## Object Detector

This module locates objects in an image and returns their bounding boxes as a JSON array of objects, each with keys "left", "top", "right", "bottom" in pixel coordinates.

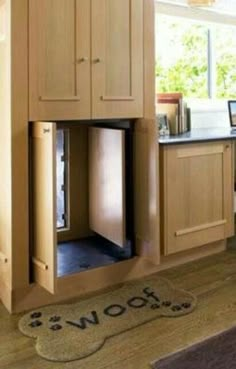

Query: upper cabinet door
[
  {"left": 29, "top": 0, "right": 90, "bottom": 121},
  {"left": 91, "top": 0, "right": 144, "bottom": 119}
]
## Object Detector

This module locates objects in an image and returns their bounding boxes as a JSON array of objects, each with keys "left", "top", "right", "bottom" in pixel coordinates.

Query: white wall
[
  {"left": 188, "top": 100, "right": 230, "bottom": 128},
  {"left": 191, "top": 111, "right": 229, "bottom": 129}
]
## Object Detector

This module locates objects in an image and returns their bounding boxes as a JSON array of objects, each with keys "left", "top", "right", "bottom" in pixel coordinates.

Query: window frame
[{"left": 155, "top": 0, "right": 236, "bottom": 106}]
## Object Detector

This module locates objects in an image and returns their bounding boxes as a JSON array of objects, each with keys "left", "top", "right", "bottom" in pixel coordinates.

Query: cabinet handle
[
  {"left": 77, "top": 57, "right": 88, "bottom": 63},
  {"left": 0, "top": 251, "right": 8, "bottom": 263},
  {"left": 93, "top": 58, "right": 102, "bottom": 63},
  {"left": 225, "top": 144, "right": 230, "bottom": 150}
]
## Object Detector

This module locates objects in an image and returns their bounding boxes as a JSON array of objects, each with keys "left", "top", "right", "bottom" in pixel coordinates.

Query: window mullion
[{"left": 207, "top": 27, "right": 216, "bottom": 99}]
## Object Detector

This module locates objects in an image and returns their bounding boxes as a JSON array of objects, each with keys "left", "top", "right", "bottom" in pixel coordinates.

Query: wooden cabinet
[
  {"left": 160, "top": 141, "right": 234, "bottom": 256},
  {"left": 29, "top": 0, "right": 143, "bottom": 121},
  {"left": 0, "top": 0, "right": 159, "bottom": 313}
]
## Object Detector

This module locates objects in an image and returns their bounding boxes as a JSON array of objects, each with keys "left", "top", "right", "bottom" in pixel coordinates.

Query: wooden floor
[{"left": 2, "top": 249, "right": 236, "bottom": 369}]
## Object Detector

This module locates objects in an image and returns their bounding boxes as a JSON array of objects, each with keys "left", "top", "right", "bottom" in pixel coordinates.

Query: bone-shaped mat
[{"left": 18, "top": 276, "right": 197, "bottom": 362}]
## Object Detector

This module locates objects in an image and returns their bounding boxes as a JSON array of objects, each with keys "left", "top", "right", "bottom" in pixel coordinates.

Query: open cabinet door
[
  {"left": 31, "top": 122, "right": 57, "bottom": 294},
  {"left": 89, "top": 127, "right": 126, "bottom": 247}
]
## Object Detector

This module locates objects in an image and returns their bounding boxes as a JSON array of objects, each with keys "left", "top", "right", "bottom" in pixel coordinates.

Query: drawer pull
[
  {"left": 0, "top": 251, "right": 8, "bottom": 263},
  {"left": 93, "top": 58, "right": 102, "bottom": 63},
  {"left": 77, "top": 57, "right": 88, "bottom": 63}
]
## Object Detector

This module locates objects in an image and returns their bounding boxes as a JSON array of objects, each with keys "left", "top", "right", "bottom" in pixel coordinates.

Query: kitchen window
[{"left": 155, "top": 14, "right": 236, "bottom": 100}]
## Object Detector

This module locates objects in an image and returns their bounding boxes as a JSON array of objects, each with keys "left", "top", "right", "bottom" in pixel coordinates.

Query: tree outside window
[{"left": 156, "top": 15, "right": 236, "bottom": 99}]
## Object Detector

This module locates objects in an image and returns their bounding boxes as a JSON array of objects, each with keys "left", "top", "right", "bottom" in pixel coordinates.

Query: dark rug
[{"left": 151, "top": 325, "right": 236, "bottom": 369}]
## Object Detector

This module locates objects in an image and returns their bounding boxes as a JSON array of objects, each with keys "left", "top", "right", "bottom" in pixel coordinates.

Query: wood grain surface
[{"left": 2, "top": 249, "right": 236, "bottom": 369}]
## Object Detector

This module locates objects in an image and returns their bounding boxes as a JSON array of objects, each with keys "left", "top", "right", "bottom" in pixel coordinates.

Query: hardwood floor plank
[{"left": 1, "top": 250, "right": 236, "bottom": 369}]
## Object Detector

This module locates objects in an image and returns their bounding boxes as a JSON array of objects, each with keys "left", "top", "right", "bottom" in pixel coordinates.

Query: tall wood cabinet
[
  {"left": 29, "top": 0, "right": 144, "bottom": 121},
  {"left": 0, "top": 0, "right": 159, "bottom": 313},
  {"left": 160, "top": 141, "right": 234, "bottom": 256}
]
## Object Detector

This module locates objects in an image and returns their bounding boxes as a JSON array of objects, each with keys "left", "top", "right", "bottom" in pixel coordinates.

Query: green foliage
[
  {"left": 215, "top": 29, "right": 236, "bottom": 98},
  {"left": 156, "top": 17, "right": 236, "bottom": 99}
]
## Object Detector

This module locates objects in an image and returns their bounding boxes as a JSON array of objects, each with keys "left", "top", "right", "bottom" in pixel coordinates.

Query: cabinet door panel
[
  {"left": 89, "top": 127, "right": 126, "bottom": 247},
  {"left": 31, "top": 122, "right": 57, "bottom": 294},
  {"left": 134, "top": 119, "right": 160, "bottom": 265},
  {"left": 104, "top": 1, "right": 131, "bottom": 98},
  {"left": 29, "top": 0, "right": 90, "bottom": 121},
  {"left": 92, "top": 0, "right": 143, "bottom": 119},
  {"left": 162, "top": 142, "right": 234, "bottom": 255}
]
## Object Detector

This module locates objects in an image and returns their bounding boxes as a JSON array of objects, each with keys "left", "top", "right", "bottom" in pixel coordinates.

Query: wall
[
  {"left": 191, "top": 110, "right": 229, "bottom": 129},
  {"left": 190, "top": 100, "right": 230, "bottom": 129}
]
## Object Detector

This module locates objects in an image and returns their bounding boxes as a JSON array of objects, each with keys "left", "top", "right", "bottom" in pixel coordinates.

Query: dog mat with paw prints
[{"left": 18, "top": 276, "right": 197, "bottom": 362}]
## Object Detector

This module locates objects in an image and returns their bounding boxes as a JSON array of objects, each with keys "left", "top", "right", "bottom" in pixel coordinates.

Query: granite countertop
[{"left": 159, "top": 128, "right": 236, "bottom": 145}]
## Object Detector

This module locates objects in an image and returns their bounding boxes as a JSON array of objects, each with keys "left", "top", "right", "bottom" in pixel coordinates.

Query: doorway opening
[
  {"left": 56, "top": 129, "right": 69, "bottom": 230},
  {"left": 56, "top": 122, "right": 134, "bottom": 276},
  {"left": 30, "top": 121, "right": 135, "bottom": 280}
]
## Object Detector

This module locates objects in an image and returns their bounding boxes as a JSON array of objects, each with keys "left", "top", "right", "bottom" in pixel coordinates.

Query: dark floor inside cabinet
[{"left": 57, "top": 235, "right": 133, "bottom": 277}]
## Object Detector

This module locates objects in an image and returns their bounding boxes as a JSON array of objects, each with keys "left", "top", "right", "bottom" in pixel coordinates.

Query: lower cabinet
[{"left": 160, "top": 141, "right": 234, "bottom": 256}]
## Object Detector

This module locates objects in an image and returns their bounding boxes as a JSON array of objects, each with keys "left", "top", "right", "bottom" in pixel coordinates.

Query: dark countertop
[{"left": 159, "top": 128, "right": 236, "bottom": 145}]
